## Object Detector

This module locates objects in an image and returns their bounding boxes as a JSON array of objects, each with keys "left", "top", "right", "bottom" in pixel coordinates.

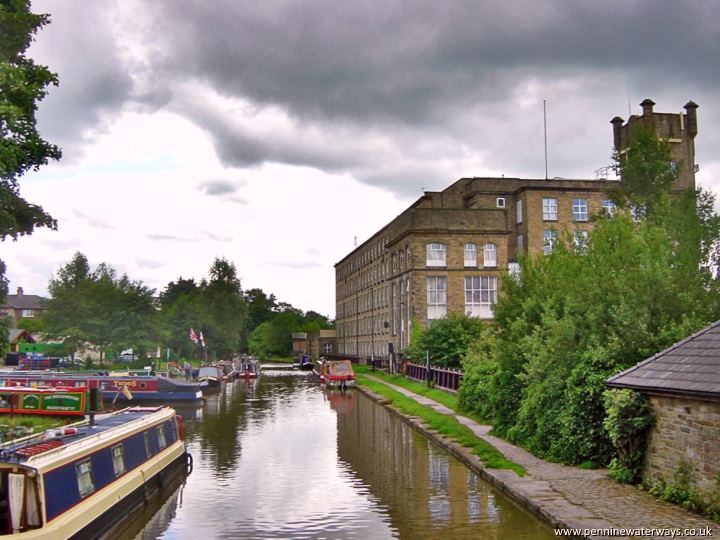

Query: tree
[
  {"left": 202, "top": 258, "right": 247, "bottom": 358},
  {"left": 244, "top": 288, "right": 277, "bottom": 330},
  {"left": 0, "top": 1, "right": 60, "bottom": 357},
  {"left": 459, "top": 128, "right": 720, "bottom": 466},
  {"left": 404, "top": 313, "right": 487, "bottom": 367}
]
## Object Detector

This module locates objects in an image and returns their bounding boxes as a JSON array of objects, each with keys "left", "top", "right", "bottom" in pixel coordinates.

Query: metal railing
[{"left": 405, "top": 362, "right": 463, "bottom": 392}]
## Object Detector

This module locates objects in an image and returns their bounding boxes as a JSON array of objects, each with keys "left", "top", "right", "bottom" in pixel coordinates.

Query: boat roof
[
  {"left": 0, "top": 406, "right": 175, "bottom": 470},
  {"left": 0, "top": 385, "right": 88, "bottom": 393}
]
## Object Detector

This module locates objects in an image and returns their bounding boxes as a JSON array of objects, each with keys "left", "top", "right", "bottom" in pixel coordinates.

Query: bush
[{"left": 603, "top": 389, "right": 654, "bottom": 483}]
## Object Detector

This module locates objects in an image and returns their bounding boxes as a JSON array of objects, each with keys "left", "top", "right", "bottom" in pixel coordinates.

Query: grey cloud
[
  {"left": 135, "top": 258, "right": 165, "bottom": 270},
  {"left": 265, "top": 261, "right": 324, "bottom": 270},
  {"left": 72, "top": 210, "right": 113, "bottom": 230},
  {"left": 204, "top": 231, "right": 233, "bottom": 243},
  {"left": 197, "top": 179, "right": 249, "bottom": 205},
  {"left": 146, "top": 234, "right": 194, "bottom": 243},
  {"left": 29, "top": 1, "right": 720, "bottom": 194}
]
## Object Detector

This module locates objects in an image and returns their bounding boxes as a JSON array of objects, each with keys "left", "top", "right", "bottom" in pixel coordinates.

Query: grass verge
[{"left": 356, "top": 372, "right": 526, "bottom": 476}]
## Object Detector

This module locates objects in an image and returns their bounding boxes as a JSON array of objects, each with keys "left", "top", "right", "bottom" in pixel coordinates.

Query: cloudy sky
[{"left": 4, "top": 0, "right": 720, "bottom": 317}]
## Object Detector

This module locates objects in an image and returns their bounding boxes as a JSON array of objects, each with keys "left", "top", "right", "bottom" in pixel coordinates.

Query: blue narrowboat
[{"left": 0, "top": 406, "right": 192, "bottom": 537}]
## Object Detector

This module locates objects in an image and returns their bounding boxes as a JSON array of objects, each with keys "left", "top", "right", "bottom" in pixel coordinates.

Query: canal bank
[{"left": 358, "top": 375, "right": 718, "bottom": 540}]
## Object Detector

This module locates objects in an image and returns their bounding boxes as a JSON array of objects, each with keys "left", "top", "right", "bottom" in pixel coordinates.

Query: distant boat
[
  {"left": 318, "top": 359, "right": 355, "bottom": 388},
  {"left": 196, "top": 366, "right": 222, "bottom": 394},
  {"left": 0, "top": 373, "right": 204, "bottom": 403},
  {"left": 235, "top": 358, "right": 261, "bottom": 379},
  {"left": 0, "top": 386, "right": 93, "bottom": 417},
  {"left": 0, "top": 405, "right": 191, "bottom": 537},
  {"left": 293, "top": 355, "right": 314, "bottom": 371}
]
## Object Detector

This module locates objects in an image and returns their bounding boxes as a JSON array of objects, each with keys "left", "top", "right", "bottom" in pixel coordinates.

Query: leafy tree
[
  {"left": 459, "top": 128, "right": 720, "bottom": 466},
  {"left": 404, "top": 312, "right": 487, "bottom": 367},
  {"left": 0, "top": 1, "right": 59, "bottom": 357},
  {"left": 244, "top": 288, "right": 277, "bottom": 330},
  {"left": 201, "top": 257, "right": 247, "bottom": 359}
]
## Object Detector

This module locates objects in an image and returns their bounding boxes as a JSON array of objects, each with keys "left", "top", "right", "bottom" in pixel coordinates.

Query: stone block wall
[{"left": 644, "top": 395, "right": 720, "bottom": 496}]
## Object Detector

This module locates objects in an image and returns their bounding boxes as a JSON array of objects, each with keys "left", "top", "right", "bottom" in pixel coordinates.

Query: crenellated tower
[{"left": 611, "top": 99, "right": 698, "bottom": 192}]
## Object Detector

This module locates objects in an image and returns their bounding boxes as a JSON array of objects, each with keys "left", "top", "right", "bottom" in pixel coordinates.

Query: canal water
[{"left": 117, "top": 368, "right": 554, "bottom": 539}]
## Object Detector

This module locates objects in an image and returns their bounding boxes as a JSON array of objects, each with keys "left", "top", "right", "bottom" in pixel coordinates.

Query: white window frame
[
  {"left": 464, "top": 243, "right": 477, "bottom": 267},
  {"left": 496, "top": 197, "right": 506, "bottom": 208},
  {"left": 483, "top": 243, "right": 497, "bottom": 267},
  {"left": 21, "top": 309, "right": 35, "bottom": 318},
  {"left": 543, "top": 229, "right": 558, "bottom": 255},
  {"left": 427, "top": 276, "right": 447, "bottom": 322},
  {"left": 517, "top": 234, "right": 524, "bottom": 254},
  {"left": 464, "top": 276, "right": 497, "bottom": 319},
  {"left": 112, "top": 444, "right": 126, "bottom": 477},
  {"left": 76, "top": 459, "right": 95, "bottom": 498},
  {"left": 516, "top": 199, "right": 523, "bottom": 224},
  {"left": 572, "top": 199, "right": 588, "bottom": 221},
  {"left": 543, "top": 198, "right": 558, "bottom": 221},
  {"left": 426, "top": 243, "right": 446, "bottom": 267},
  {"left": 602, "top": 199, "right": 616, "bottom": 217}
]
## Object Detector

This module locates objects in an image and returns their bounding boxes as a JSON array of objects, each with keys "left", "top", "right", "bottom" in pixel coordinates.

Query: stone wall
[{"left": 644, "top": 395, "right": 720, "bottom": 496}]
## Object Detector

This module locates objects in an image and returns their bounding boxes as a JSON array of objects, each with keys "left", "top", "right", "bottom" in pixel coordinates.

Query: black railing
[{"left": 405, "top": 362, "right": 463, "bottom": 392}]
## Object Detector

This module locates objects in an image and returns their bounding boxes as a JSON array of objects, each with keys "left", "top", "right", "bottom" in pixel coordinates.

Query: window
[
  {"left": 21, "top": 309, "right": 35, "bottom": 318},
  {"left": 426, "top": 243, "right": 446, "bottom": 267},
  {"left": 543, "top": 198, "right": 558, "bottom": 220},
  {"left": 464, "top": 276, "right": 497, "bottom": 319},
  {"left": 392, "top": 283, "right": 398, "bottom": 335},
  {"left": 464, "top": 243, "right": 477, "bottom": 267},
  {"left": 517, "top": 234, "right": 524, "bottom": 254},
  {"left": 112, "top": 444, "right": 126, "bottom": 477},
  {"left": 322, "top": 343, "right": 332, "bottom": 354},
  {"left": 516, "top": 199, "right": 523, "bottom": 224},
  {"left": 574, "top": 231, "right": 589, "bottom": 253},
  {"left": 144, "top": 431, "right": 152, "bottom": 458},
  {"left": 76, "top": 459, "right": 95, "bottom": 498},
  {"left": 496, "top": 197, "right": 506, "bottom": 208},
  {"left": 156, "top": 426, "right": 166, "bottom": 450},
  {"left": 572, "top": 199, "right": 588, "bottom": 221},
  {"left": 602, "top": 199, "right": 616, "bottom": 217},
  {"left": 427, "top": 276, "right": 447, "bottom": 322},
  {"left": 543, "top": 229, "right": 558, "bottom": 255},
  {"left": 483, "top": 243, "right": 497, "bottom": 267}
]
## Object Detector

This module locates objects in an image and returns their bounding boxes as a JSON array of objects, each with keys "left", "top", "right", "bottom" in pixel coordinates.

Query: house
[
  {"left": 607, "top": 320, "right": 720, "bottom": 497},
  {"left": 7, "top": 328, "right": 36, "bottom": 352},
  {"left": 334, "top": 99, "right": 699, "bottom": 364},
  {"left": 1, "top": 287, "right": 46, "bottom": 326}
]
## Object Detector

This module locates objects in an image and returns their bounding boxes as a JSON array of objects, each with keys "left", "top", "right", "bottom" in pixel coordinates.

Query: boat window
[
  {"left": 76, "top": 459, "right": 95, "bottom": 498},
  {"left": 156, "top": 426, "right": 166, "bottom": 450},
  {"left": 111, "top": 444, "right": 126, "bottom": 476},
  {"left": 144, "top": 431, "right": 152, "bottom": 458}
]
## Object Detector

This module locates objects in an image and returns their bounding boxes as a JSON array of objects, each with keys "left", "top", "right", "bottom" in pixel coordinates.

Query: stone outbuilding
[{"left": 607, "top": 320, "right": 720, "bottom": 496}]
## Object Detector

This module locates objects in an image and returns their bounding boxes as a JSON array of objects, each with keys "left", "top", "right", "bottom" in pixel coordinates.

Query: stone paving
[{"left": 363, "top": 375, "right": 719, "bottom": 540}]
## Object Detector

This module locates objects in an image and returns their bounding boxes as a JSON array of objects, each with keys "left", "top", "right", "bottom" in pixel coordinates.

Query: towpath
[{"left": 362, "top": 375, "right": 718, "bottom": 540}]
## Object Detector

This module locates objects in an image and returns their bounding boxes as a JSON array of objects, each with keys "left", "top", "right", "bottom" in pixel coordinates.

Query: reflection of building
[{"left": 335, "top": 100, "right": 699, "bottom": 362}]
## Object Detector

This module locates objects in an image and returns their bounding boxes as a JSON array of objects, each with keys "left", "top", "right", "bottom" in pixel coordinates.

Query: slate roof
[
  {"left": 2, "top": 293, "right": 46, "bottom": 310},
  {"left": 607, "top": 320, "right": 720, "bottom": 400}
]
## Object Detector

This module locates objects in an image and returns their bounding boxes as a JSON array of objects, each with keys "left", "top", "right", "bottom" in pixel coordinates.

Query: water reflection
[{"left": 127, "top": 372, "right": 552, "bottom": 539}]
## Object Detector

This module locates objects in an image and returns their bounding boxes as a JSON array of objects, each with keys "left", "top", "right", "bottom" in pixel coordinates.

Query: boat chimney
[{"left": 89, "top": 388, "right": 100, "bottom": 426}]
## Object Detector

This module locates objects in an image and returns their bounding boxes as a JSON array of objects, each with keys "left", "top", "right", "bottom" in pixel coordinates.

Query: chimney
[
  {"left": 684, "top": 100, "right": 698, "bottom": 137},
  {"left": 640, "top": 98, "right": 655, "bottom": 117},
  {"left": 16, "top": 287, "right": 23, "bottom": 297},
  {"left": 610, "top": 116, "right": 624, "bottom": 150}
]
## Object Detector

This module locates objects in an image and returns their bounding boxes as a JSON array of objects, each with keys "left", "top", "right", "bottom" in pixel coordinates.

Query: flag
[
  {"left": 199, "top": 331, "right": 206, "bottom": 348},
  {"left": 189, "top": 328, "right": 199, "bottom": 344}
]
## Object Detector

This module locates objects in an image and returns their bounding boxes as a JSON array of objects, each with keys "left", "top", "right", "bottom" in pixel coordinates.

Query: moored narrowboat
[
  {"left": 0, "top": 386, "right": 92, "bottom": 417},
  {"left": 0, "top": 406, "right": 191, "bottom": 537},
  {"left": 318, "top": 360, "right": 355, "bottom": 388},
  {"left": 235, "top": 358, "right": 260, "bottom": 379},
  {"left": 0, "top": 374, "right": 203, "bottom": 404}
]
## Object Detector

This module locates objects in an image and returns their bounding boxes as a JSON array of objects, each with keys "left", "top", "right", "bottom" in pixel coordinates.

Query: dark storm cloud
[{"left": 30, "top": 1, "right": 720, "bottom": 192}]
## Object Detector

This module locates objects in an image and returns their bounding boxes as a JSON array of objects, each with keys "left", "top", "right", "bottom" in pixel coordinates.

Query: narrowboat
[
  {"left": 234, "top": 358, "right": 261, "bottom": 379},
  {"left": 0, "top": 374, "right": 203, "bottom": 404},
  {"left": 293, "top": 355, "right": 314, "bottom": 371},
  {"left": 0, "top": 406, "right": 191, "bottom": 537},
  {"left": 196, "top": 366, "right": 222, "bottom": 394},
  {"left": 0, "top": 386, "right": 92, "bottom": 418},
  {"left": 318, "top": 360, "right": 355, "bottom": 388}
]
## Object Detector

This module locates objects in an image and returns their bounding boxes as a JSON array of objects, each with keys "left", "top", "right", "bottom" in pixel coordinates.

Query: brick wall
[{"left": 644, "top": 395, "right": 720, "bottom": 496}]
